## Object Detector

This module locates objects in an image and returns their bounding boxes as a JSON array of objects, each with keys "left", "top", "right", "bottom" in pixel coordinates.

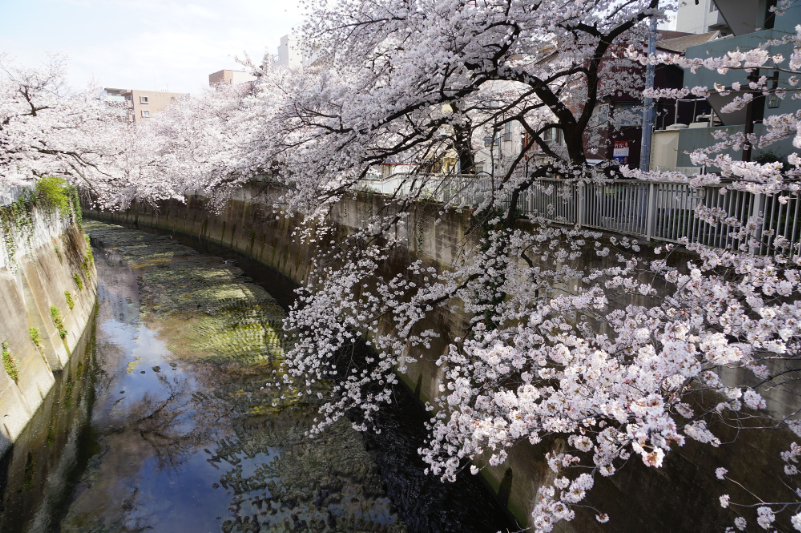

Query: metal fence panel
[{"left": 361, "top": 173, "right": 800, "bottom": 256}]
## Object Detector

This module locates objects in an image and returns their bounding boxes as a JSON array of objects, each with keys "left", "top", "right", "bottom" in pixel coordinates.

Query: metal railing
[
  {"left": 360, "top": 174, "right": 801, "bottom": 256},
  {"left": 0, "top": 185, "right": 28, "bottom": 206}
]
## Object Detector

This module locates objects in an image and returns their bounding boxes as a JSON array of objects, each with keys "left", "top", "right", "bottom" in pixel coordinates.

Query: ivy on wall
[
  {"left": 0, "top": 177, "right": 81, "bottom": 269},
  {"left": 50, "top": 306, "right": 67, "bottom": 339},
  {"left": 2, "top": 341, "right": 19, "bottom": 383},
  {"left": 28, "top": 328, "right": 42, "bottom": 352}
]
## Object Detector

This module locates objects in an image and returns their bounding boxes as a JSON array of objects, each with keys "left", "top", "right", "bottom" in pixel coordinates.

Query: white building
[
  {"left": 473, "top": 121, "right": 568, "bottom": 175},
  {"left": 274, "top": 34, "right": 318, "bottom": 69},
  {"left": 675, "top": 0, "right": 731, "bottom": 35}
]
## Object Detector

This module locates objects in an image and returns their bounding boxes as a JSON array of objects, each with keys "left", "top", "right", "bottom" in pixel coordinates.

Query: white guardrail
[
  {"left": 361, "top": 174, "right": 800, "bottom": 256},
  {"left": 0, "top": 185, "right": 28, "bottom": 206}
]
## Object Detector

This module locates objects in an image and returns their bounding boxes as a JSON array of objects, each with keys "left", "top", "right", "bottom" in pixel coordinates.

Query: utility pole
[{"left": 639, "top": 10, "right": 658, "bottom": 171}]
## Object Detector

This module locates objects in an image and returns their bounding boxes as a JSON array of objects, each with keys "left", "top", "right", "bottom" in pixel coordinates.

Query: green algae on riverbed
[
  {"left": 55, "top": 222, "right": 406, "bottom": 533},
  {"left": 86, "top": 222, "right": 289, "bottom": 365}
]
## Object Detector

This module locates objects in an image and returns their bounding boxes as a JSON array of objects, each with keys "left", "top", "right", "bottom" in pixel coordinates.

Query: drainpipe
[{"left": 639, "top": 9, "right": 658, "bottom": 172}]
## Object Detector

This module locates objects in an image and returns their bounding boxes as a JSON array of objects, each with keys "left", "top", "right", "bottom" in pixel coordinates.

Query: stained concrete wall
[
  {"left": 0, "top": 315, "right": 96, "bottom": 532},
  {"left": 0, "top": 207, "right": 97, "bottom": 458},
  {"left": 85, "top": 183, "right": 798, "bottom": 532}
]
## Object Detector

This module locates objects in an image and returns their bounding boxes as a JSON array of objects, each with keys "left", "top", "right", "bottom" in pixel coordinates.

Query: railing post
[
  {"left": 645, "top": 182, "right": 656, "bottom": 241},
  {"left": 577, "top": 182, "right": 585, "bottom": 227},
  {"left": 749, "top": 192, "right": 764, "bottom": 255}
]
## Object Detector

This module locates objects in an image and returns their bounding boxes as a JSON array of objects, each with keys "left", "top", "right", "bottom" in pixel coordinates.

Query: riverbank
[{"left": 0, "top": 201, "right": 97, "bottom": 457}]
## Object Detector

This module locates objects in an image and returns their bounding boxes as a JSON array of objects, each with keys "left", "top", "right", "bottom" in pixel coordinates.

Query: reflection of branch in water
[
  {"left": 90, "top": 339, "right": 123, "bottom": 393},
  {"left": 125, "top": 374, "right": 229, "bottom": 473},
  {"left": 209, "top": 414, "right": 406, "bottom": 533},
  {"left": 117, "top": 486, "right": 157, "bottom": 532}
]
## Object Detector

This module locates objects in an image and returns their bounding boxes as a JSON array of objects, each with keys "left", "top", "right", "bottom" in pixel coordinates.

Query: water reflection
[
  {"left": 0, "top": 222, "right": 513, "bottom": 533},
  {"left": 0, "top": 223, "right": 406, "bottom": 533}
]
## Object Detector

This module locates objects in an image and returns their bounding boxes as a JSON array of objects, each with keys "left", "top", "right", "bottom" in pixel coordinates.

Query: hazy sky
[{"left": 0, "top": 0, "right": 305, "bottom": 94}]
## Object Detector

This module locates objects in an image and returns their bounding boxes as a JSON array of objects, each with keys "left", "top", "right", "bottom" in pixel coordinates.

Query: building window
[
  {"left": 141, "top": 110, "right": 150, "bottom": 118},
  {"left": 613, "top": 103, "right": 643, "bottom": 127},
  {"left": 140, "top": 96, "right": 149, "bottom": 104},
  {"left": 597, "top": 104, "right": 610, "bottom": 125},
  {"left": 503, "top": 123, "right": 513, "bottom": 142}
]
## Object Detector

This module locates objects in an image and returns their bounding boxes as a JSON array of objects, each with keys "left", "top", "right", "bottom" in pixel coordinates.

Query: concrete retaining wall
[
  {"left": 85, "top": 184, "right": 797, "bottom": 532},
  {"left": 0, "top": 206, "right": 97, "bottom": 458}
]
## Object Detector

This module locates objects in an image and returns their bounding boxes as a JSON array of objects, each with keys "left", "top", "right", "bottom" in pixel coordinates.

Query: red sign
[{"left": 613, "top": 141, "right": 629, "bottom": 164}]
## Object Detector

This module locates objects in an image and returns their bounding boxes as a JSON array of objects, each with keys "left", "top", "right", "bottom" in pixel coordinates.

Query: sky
[{"left": 0, "top": 0, "right": 305, "bottom": 94}]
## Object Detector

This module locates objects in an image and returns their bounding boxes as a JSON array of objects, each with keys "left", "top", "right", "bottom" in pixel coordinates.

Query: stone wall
[
  {"left": 85, "top": 183, "right": 797, "bottom": 532},
  {"left": 0, "top": 206, "right": 97, "bottom": 458}
]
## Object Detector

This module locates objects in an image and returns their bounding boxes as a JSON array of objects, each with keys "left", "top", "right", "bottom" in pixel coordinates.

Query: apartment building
[
  {"left": 468, "top": 29, "right": 718, "bottom": 174},
  {"left": 208, "top": 70, "right": 256, "bottom": 86},
  {"left": 652, "top": 0, "right": 801, "bottom": 171},
  {"left": 102, "top": 88, "right": 188, "bottom": 122}
]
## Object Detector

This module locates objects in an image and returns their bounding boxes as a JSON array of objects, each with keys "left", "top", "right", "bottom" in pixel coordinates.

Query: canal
[{"left": 0, "top": 221, "right": 515, "bottom": 533}]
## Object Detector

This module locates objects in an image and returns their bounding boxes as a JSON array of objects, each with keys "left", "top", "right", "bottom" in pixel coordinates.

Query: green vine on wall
[
  {"left": 29, "top": 328, "right": 42, "bottom": 351},
  {"left": 2, "top": 341, "right": 19, "bottom": 383},
  {"left": 69, "top": 186, "right": 82, "bottom": 229},
  {"left": 0, "top": 199, "right": 34, "bottom": 267},
  {"left": 35, "top": 177, "right": 72, "bottom": 215},
  {"left": 80, "top": 260, "right": 91, "bottom": 281},
  {"left": 50, "top": 306, "right": 67, "bottom": 339},
  {"left": 0, "top": 177, "right": 82, "bottom": 269},
  {"left": 84, "top": 243, "right": 94, "bottom": 268},
  {"left": 64, "top": 290, "right": 74, "bottom": 310}
]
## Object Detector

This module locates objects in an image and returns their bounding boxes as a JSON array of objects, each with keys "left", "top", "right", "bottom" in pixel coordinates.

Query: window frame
[{"left": 503, "top": 122, "right": 513, "bottom": 142}]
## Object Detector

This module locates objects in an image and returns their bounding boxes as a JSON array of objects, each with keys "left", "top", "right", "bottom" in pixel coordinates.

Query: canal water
[{"left": 0, "top": 221, "right": 515, "bottom": 533}]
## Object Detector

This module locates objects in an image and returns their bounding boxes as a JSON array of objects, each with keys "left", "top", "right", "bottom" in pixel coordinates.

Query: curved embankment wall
[
  {"left": 0, "top": 207, "right": 97, "bottom": 458},
  {"left": 85, "top": 183, "right": 796, "bottom": 532}
]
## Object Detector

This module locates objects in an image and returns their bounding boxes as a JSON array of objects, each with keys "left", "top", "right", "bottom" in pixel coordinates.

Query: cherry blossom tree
[
  {"left": 117, "top": 81, "right": 262, "bottom": 209},
  {"left": 7, "top": 0, "right": 801, "bottom": 530},
  {"left": 0, "top": 54, "right": 135, "bottom": 200},
  {"left": 237, "top": 0, "right": 659, "bottom": 213},
  {"left": 226, "top": 0, "right": 801, "bottom": 531},
  {"left": 0, "top": 54, "right": 258, "bottom": 208}
]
